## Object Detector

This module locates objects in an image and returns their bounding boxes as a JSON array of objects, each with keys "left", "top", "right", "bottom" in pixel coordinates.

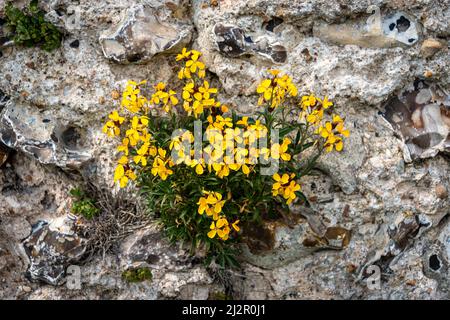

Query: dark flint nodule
[
  {"left": 69, "top": 40, "right": 80, "bottom": 48},
  {"left": 214, "top": 24, "right": 248, "bottom": 58}
]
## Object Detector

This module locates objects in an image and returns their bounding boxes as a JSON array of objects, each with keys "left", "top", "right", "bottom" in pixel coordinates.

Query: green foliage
[
  {"left": 4, "top": 0, "right": 62, "bottom": 51},
  {"left": 69, "top": 187, "right": 100, "bottom": 220},
  {"left": 122, "top": 267, "right": 153, "bottom": 283}
]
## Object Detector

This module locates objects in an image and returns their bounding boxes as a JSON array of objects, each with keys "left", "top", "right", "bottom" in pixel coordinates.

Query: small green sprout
[
  {"left": 122, "top": 267, "right": 153, "bottom": 283},
  {"left": 69, "top": 187, "right": 100, "bottom": 220}
]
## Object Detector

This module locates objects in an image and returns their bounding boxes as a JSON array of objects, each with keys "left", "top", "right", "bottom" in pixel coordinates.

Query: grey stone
[
  {"left": 240, "top": 207, "right": 351, "bottom": 269},
  {"left": 23, "top": 215, "right": 87, "bottom": 286},
  {"left": 99, "top": 4, "right": 192, "bottom": 64},
  {"left": 213, "top": 23, "right": 287, "bottom": 63},
  {"left": 0, "top": 101, "right": 92, "bottom": 169}
]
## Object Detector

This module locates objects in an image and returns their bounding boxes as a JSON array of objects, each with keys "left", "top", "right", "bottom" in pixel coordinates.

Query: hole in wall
[
  {"left": 429, "top": 254, "right": 441, "bottom": 271},
  {"left": 396, "top": 16, "right": 410, "bottom": 33},
  {"left": 265, "top": 17, "right": 284, "bottom": 32}
]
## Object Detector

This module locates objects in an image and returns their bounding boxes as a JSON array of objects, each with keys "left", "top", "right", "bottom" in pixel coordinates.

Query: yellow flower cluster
[
  {"left": 257, "top": 70, "right": 298, "bottom": 108},
  {"left": 197, "top": 191, "right": 239, "bottom": 240},
  {"left": 167, "top": 116, "right": 294, "bottom": 179},
  {"left": 151, "top": 148, "right": 174, "bottom": 180},
  {"left": 101, "top": 48, "right": 353, "bottom": 250},
  {"left": 318, "top": 114, "right": 350, "bottom": 152},
  {"left": 300, "top": 94, "right": 333, "bottom": 126},
  {"left": 176, "top": 48, "right": 206, "bottom": 80},
  {"left": 197, "top": 191, "right": 226, "bottom": 220},
  {"left": 121, "top": 80, "right": 148, "bottom": 114},
  {"left": 182, "top": 80, "right": 224, "bottom": 118},
  {"left": 272, "top": 173, "right": 301, "bottom": 204},
  {"left": 102, "top": 110, "right": 125, "bottom": 137},
  {"left": 104, "top": 79, "right": 179, "bottom": 188},
  {"left": 151, "top": 82, "right": 179, "bottom": 113}
]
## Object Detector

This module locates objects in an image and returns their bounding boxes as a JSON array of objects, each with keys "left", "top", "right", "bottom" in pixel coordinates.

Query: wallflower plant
[{"left": 102, "top": 49, "right": 350, "bottom": 267}]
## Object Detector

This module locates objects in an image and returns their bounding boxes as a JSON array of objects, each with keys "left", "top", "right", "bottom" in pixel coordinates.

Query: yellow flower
[
  {"left": 306, "top": 109, "right": 324, "bottom": 125},
  {"left": 272, "top": 173, "right": 300, "bottom": 204},
  {"left": 126, "top": 169, "right": 137, "bottom": 181},
  {"left": 199, "top": 81, "right": 217, "bottom": 99},
  {"left": 272, "top": 173, "right": 289, "bottom": 196},
  {"left": 318, "top": 96, "right": 333, "bottom": 109},
  {"left": 151, "top": 148, "right": 173, "bottom": 180},
  {"left": 121, "top": 82, "right": 146, "bottom": 113},
  {"left": 133, "top": 144, "right": 149, "bottom": 166},
  {"left": 186, "top": 52, "right": 205, "bottom": 73},
  {"left": 318, "top": 118, "right": 349, "bottom": 152},
  {"left": 301, "top": 94, "right": 317, "bottom": 109},
  {"left": 102, "top": 110, "right": 125, "bottom": 137},
  {"left": 178, "top": 67, "right": 192, "bottom": 79},
  {"left": 283, "top": 180, "right": 301, "bottom": 204},
  {"left": 197, "top": 191, "right": 226, "bottom": 220},
  {"left": 333, "top": 114, "right": 350, "bottom": 137},
  {"left": 118, "top": 155, "right": 128, "bottom": 165},
  {"left": 154, "top": 82, "right": 166, "bottom": 91},
  {"left": 207, "top": 221, "right": 219, "bottom": 239},
  {"left": 102, "top": 121, "right": 120, "bottom": 137},
  {"left": 109, "top": 110, "right": 125, "bottom": 124},
  {"left": 197, "top": 196, "right": 209, "bottom": 215},
  {"left": 217, "top": 223, "right": 230, "bottom": 240},
  {"left": 114, "top": 164, "right": 136, "bottom": 188},
  {"left": 271, "top": 138, "right": 291, "bottom": 161},
  {"left": 176, "top": 47, "right": 190, "bottom": 61},
  {"left": 257, "top": 71, "right": 298, "bottom": 108},
  {"left": 237, "top": 116, "right": 249, "bottom": 127},
  {"left": 268, "top": 69, "right": 281, "bottom": 77},
  {"left": 212, "top": 163, "right": 230, "bottom": 179},
  {"left": 207, "top": 218, "right": 230, "bottom": 240},
  {"left": 182, "top": 82, "right": 195, "bottom": 100},
  {"left": 257, "top": 79, "right": 273, "bottom": 104}
]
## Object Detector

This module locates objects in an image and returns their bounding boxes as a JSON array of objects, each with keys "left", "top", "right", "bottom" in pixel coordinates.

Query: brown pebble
[
  {"left": 424, "top": 70, "right": 433, "bottom": 78},
  {"left": 420, "top": 39, "right": 444, "bottom": 58},
  {"left": 346, "top": 264, "right": 357, "bottom": 273},
  {"left": 435, "top": 184, "right": 448, "bottom": 199},
  {"left": 406, "top": 279, "right": 416, "bottom": 286},
  {"left": 111, "top": 90, "right": 120, "bottom": 100},
  {"left": 25, "top": 61, "right": 36, "bottom": 69},
  {"left": 98, "top": 96, "right": 106, "bottom": 104},
  {"left": 342, "top": 204, "right": 350, "bottom": 218},
  {"left": 22, "top": 286, "right": 32, "bottom": 293}
]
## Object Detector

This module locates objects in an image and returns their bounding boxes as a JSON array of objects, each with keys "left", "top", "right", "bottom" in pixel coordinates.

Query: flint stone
[
  {"left": 99, "top": 4, "right": 192, "bottom": 64},
  {"left": 0, "top": 101, "right": 91, "bottom": 169},
  {"left": 23, "top": 215, "right": 87, "bottom": 286},
  {"left": 213, "top": 23, "right": 287, "bottom": 63}
]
